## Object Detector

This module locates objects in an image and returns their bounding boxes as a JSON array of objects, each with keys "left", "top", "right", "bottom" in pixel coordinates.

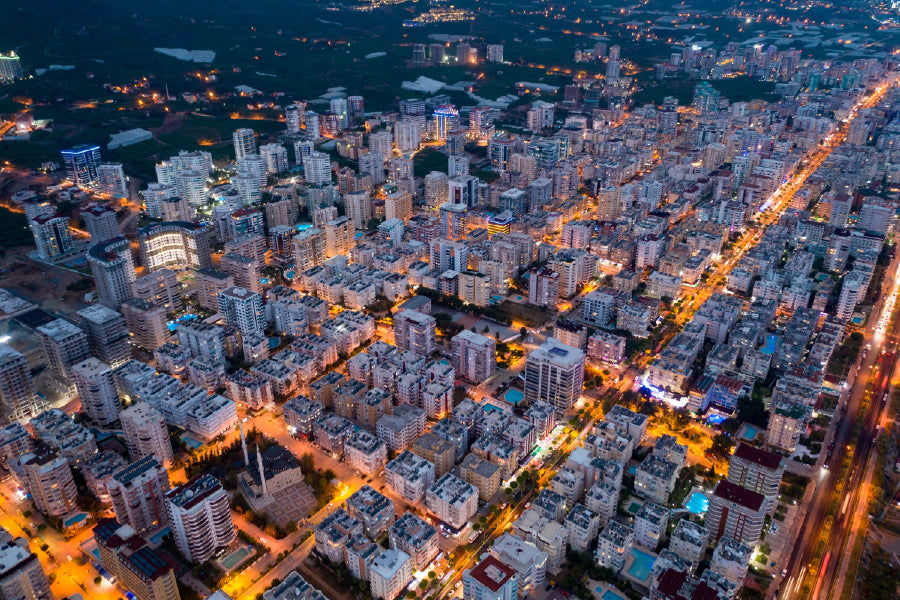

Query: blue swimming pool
[
  {"left": 685, "top": 492, "right": 709, "bottom": 514},
  {"left": 167, "top": 313, "right": 198, "bottom": 331},
  {"left": 504, "top": 389, "right": 524, "bottom": 405},
  {"left": 628, "top": 548, "right": 656, "bottom": 582},
  {"left": 742, "top": 425, "right": 759, "bottom": 440},
  {"left": 597, "top": 589, "right": 626, "bottom": 600}
]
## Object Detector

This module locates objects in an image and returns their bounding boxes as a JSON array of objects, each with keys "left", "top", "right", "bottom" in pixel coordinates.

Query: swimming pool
[
  {"left": 167, "top": 313, "right": 199, "bottom": 331},
  {"left": 742, "top": 425, "right": 759, "bottom": 440},
  {"left": 504, "top": 389, "right": 524, "bottom": 405},
  {"left": 685, "top": 492, "right": 709, "bottom": 514},
  {"left": 628, "top": 548, "right": 656, "bottom": 582},
  {"left": 596, "top": 589, "right": 626, "bottom": 600}
]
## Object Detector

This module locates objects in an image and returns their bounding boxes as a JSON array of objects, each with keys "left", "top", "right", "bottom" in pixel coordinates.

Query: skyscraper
[
  {"left": 523, "top": 339, "right": 585, "bottom": 415},
  {"left": 323, "top": 216, "right": 355, "bottom": 258},
  {"left": 61, "top": 144, "right": 102, "bottom": 187},
  {"left": 0, "top": 52, "right": 24, "bottom": 82}
]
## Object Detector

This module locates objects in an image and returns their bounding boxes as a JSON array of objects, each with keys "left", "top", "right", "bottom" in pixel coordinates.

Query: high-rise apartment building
[
  {"left": 218, "top": 286, "right": 265, "bottom": 336},
  {"left": 83, "top": 204, "right": 120, "bottom": 243},
  {"left": 726, "top": 443, "right": 785, "bottom": 513},
  {"left": 463, "top": 555, "right": 519, "bottom": 600},
  {"left": 121, "top": 299, "right": 168, "bottom": 351},
  {"left": 77, "top": 304, "right": 131, "bottom": 368},
  {"left": 705, "top": 480, "right": 766, "bottom": 545},
  {"left": 30, "top": 214, "right": 76, "bottom": 261},
  {"left": 393, "top": 310, "right": 436, "bottom": 357},
  {"left": 108, "top": 456, "right": 171, "bottom": 533},
  {"left": 165, "top": 474, "right": 235, "bottom": 563},
  {"left": 439, "top": 202, "right": 468, "bottom": 240},
  {"left": 0, "top": 346, "right": 43, "bottom": 422},
  {"left": 94, "top": 518, "right": 181, "bottom": 600},
  {"left": 88, "top": 237, "right": 136, "bottom": 308},
  {"left": 323, "top": 216, "right": 355, "bottom": 258},
  {"left": 303, "top": 151, "right": 332, "bottom": 185},
  {"left": 138, "top": 221, "right": 212, "bottom": 272},
  {"left": 0, "top": 531, "right": 52, "bottom": 600},
  {"left": 36, "top": 318, "right": 90, "bottom": 379},
  {"left": 523, "top": 339, "right": 585, "bottom": 415},
  {"left": 61, "top": 144, "right": 102, "bottom": 187},
  {"left": 72, "top": 358, "right": 121, "bottom": 425},
  {"left": 17, "top": 447, "right": 78, "bottom": 517},
  {"left": 120, "top": 402, "right": 173, "bottom": 467},
  {"left": 233, "top": 128, "right": 257, "bottom": 162},
  {"left": 451, "top": 330, "right": 496, "bottom": 383}
]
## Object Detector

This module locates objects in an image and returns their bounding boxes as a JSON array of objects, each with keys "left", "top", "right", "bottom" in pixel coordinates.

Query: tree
[
  {"left": 710, "top": 434, "right": 735, "bottom": 458},
  {"left": 737, "top": 394, "right": 768, "bottom": 428}
]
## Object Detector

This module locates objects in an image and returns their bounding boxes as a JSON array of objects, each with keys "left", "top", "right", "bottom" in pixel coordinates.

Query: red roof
[
  {"left": 468, "top": 556, "right": 516, "bottom": 592},
  {"left": 733, "top": 442, "right": 784, "bottom": 470},
  {"left": 655, "top": 569, "right": 721, "bottom": 600},
  {"left": 713, "top": 480, "right": 765, "bottom": 512}
]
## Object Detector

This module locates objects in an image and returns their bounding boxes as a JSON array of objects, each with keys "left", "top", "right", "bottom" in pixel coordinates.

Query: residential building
[
  {"left": 564, "top": 504, "right": 600, "bottom": 552},
  {"left": 668, "top": 519, "right": 710, "bottom": 568},
  {"left": 389, "top": 512, "right": 439, "bottom": 571},
  {"left": 635, "top": 454, "right": 679, "bottom": 504},
  {"left": 37, "top": 318, "right": 90, "bottom": 379},
  {"left": 634, "top": 501, "right": 668, "bottom": 550},
  {"left": 489, "top": 533, "right": 547, "bottom": 596},
  {"left": 705, "top": 480, "right": 766, "bottom": 545},
  {"left": 385, "top": 450, "right": 436, "bottom": 503},
  {"left": 16, "top": 447, "right": 77, "bottom": 517},
  {"left": 460, "top": 453, "right": 503, "bottom": 500},
  {"left": 77, "top": 304, "right": 131, "bottom": 368},
  {"left": 119, "top": 402, "right": 172, "bottom": 467},
  {"left": 165, "top": 474, "right": 235, "bottom": 563},
  {"left": 262, "top": 571, "right": 327, "bottom": 600},
  {"left": 72, "top": 358, "right": 121, "bottom": 425},
  {"left": 121, "top": 299, "right": 168, "bottom": 350},
  {"left": 88, "top": 237, "right": 136, "bottom": 308},
  {"left": 410, "top": 433, "right": 456, "bottom": 476},
  {"left": 727, "top": 443, "right": 785, "bottom": 512},
  {"left": 368, "top": 549, "right": 413, "bottom": 600},
  {"left": 463, "top": 556, "right": 519, "bottom": 600},
  {"left": 0, "top": 346, "right": 43, "bottom": 422},
  {"left": 451, "top": 330, "right": 496, "bottom": 383},
  {"left": 315, "top": 508, "right": 363, "bottom": 564},
  {"left": 218, "top": 286, "right": 264, "bottom": 336},
  {"left": 346, "top": 485, "right": 395, "bottom": 539},
  {"left": 94, "top": 519, "right": 181, "bottom": 600},
  {"left": 523, "top": 339, "right": 585, "bottom": 415},
  {"left": 595, "top": 520, "right": 634, "bottom": 571},
  {"left": 394, "top": 310, "right": 436, "bottom": 356},
  {"left": 425, "top": 473, "right": 478, "bottom": 529},
  {"left": 108, "top": 456, "right": 171, "bottom": 533}
]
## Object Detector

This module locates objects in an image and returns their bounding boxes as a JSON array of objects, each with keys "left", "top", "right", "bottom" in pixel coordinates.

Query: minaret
[
  {"left": 240, "top": 421, "right": 249, "bottom": 466},
  {"left": 256, "top": 443, "right": 268, "bottom": 497}
]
